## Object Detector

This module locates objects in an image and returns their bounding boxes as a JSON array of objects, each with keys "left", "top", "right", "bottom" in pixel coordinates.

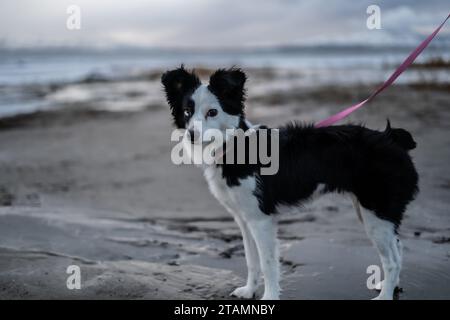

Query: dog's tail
[{"left": 385, "top": 119, "right": 417, "bottom": 151}]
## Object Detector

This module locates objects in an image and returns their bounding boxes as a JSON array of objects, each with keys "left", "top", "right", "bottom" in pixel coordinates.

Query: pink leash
[{"left": 315, "top": 13, "right": 450, "bottom": 128}]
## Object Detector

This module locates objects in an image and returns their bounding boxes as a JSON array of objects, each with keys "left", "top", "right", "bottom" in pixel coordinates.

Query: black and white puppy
[{"left": 161, "top": 66, "right": 419, "bottom": 300}]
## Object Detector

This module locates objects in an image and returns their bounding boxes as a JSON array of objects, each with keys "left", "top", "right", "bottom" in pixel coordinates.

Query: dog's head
[{"left": 162, "top": 66, "right": 247, "bottom": 143}]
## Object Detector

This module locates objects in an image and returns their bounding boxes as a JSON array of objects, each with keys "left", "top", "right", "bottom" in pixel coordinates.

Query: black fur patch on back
[{"left": 219, "top": 122, "right": 419, "bottom": 227}]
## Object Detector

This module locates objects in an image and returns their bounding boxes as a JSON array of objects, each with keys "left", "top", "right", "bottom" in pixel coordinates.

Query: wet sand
[{"left": 0, "top": 69, "right": 449, "bottom": 299}]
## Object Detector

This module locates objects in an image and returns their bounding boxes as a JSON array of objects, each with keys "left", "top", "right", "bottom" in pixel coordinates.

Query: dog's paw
[
  {"left": 261, "top": 293, "right": 280, "bottom": 300},
  {"left": 371, "top": 294, "right": 393, "bottom": 300},
  {"left": 230, "top": 286, "right": 256, "bottom": 299},
  {"left": 374, "top": 280, "right": 384, "bottom": 291}
]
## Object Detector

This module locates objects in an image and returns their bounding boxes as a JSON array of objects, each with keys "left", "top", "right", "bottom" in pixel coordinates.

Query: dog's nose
[{"left": 188, "top": 129, "right": 200, "bottom": 144}]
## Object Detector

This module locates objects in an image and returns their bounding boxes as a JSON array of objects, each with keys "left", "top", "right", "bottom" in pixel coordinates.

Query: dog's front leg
[
  {"left": 230, "top": 216, "right": 261, "bottom": 299},
  {"left": 246, "top": 216, "right": 280, "bottom": 300}
]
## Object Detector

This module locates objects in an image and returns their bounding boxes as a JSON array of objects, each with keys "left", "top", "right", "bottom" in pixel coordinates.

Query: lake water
[{"left": 0, "top": 46, "right": 448, "bottom": 117}]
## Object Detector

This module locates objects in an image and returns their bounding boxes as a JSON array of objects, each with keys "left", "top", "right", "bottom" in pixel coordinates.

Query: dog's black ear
[
  {"left": 161, "top": 65, "right": 201, "bottom": 128},
  {"left": 208, "top": 68, "right": 247, "bottom": 115}
]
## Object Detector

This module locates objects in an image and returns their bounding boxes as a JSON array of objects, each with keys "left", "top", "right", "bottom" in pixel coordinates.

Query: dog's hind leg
[
  {"left": 361, "top": 209, "right": 401, "bottom": 300},
  {"left": 230, "top": 216, "right": 261, "bottom": 299},
  {"left": 374, "top": 236, "right": 402, "bottom": 291},
  {"left": 374, "top": 239, "right": 402, "bottom": 291},
  {"left": 351, "top": 194, "right": 363, "bottom": 223},
  {"left": 396, "top": 237, "right": 403, "bottom": 285},
  {"left": 246, "top": 215, "right": 280, "bottom": 300},
  {"left": 353, "top": 197, "right": 401, "bottom": 292}
]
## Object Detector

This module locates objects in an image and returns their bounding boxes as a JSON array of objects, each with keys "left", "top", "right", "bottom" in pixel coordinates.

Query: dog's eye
[
  {"left": 206, "top": 109, "right": 218, "bottom": 118},
  {"left": 184, "top": 109, "right": 192, "bottom": 117}
]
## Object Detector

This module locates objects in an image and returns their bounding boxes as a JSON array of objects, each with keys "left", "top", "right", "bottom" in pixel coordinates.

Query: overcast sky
[{"left": 0, "top": 0, "right": 448, "bottom": 48}]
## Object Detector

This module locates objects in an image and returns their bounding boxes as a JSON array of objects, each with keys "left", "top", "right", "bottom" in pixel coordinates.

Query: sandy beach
[{"left": 0, "top": 67, "right": 449, "bottom": 299}]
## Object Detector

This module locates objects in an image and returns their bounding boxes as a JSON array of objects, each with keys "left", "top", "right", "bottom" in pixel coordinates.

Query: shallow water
[{"left": 1, "top": 46, "right": 449, "bottom": 118}]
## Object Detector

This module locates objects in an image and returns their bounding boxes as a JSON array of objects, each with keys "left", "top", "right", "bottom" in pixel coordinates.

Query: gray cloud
[{"left": 0, "top": 0, "right": 448, "bottom": 48}]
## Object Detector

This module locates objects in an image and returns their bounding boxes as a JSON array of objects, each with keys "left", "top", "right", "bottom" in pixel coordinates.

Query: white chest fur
[
  {"left": 203, "top": 166, "right": 235, "bottom": 211},
  {"left": 203, "top": 166, "right": 261, "bottom": 220}
]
